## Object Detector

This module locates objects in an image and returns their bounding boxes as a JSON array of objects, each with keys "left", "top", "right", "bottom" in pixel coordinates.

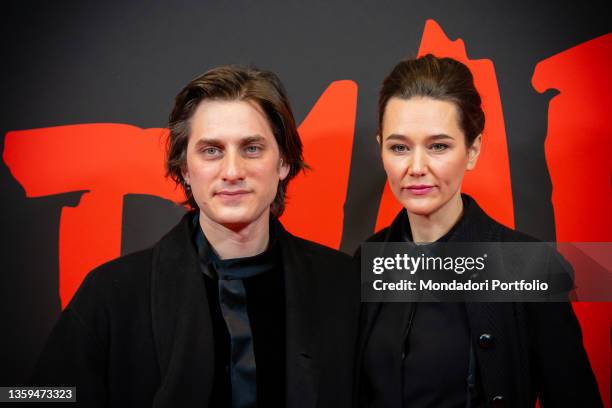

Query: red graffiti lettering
[
  {"left": 280, "top": 80, "right": 357, "bottom": 248},
  {"left": 3, "top": 124, "right": 182, "bottom": 307},
  {"left": 532, "top": 33, "right": 612, "bottom": 405}
]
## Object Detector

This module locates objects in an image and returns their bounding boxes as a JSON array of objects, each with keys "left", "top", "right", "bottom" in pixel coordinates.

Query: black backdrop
[{"left": 1, "top": 0, "right": 610, "bottom": 387}]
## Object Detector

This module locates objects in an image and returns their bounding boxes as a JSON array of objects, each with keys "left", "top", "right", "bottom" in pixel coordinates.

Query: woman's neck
[
  {"left": 408, "top": 194, "right": 464, "bottom": 243},
  {"left": 199, "top": 211, "right": 270, "bottom": 260}
]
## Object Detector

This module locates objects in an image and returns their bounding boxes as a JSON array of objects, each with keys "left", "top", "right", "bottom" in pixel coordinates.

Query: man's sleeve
[{"left": 30, "top": 271, "right": 110, "bottom": 407}]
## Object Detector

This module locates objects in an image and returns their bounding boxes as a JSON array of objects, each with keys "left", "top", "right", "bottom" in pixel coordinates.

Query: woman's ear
[
  {"left": 376, "top": 134, "right": 382, "bottom": 146},
  {"left": 466, "top": 134, "right": 482, "bottom": 170}
]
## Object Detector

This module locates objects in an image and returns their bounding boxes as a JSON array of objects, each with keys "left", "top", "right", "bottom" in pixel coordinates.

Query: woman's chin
[{"left": 401, "top": 200, "right": 438, "bottom": 217}]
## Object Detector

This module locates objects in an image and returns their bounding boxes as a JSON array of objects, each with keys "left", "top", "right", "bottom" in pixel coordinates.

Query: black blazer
[
  {"left": 355, "top": 195, "right": 602, "bottom": 408},
  {"left": 32, "top": 213, "right": 360, "bottom": 408}
]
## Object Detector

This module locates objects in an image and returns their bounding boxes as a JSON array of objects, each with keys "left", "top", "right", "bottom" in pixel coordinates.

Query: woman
[{"left": 356, "top": 55, "right": 601, "bottom": 407}]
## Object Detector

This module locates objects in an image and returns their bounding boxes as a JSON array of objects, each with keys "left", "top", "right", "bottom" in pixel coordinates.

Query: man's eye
[
  {"left": 390, "top": 144, "right": 408, "bottom": 153},
  {"left": 202, "top": 147, "right": 221, "bottom": 156},
  {"left": 245, "top": 145, "right": 262, "bottom": 155},
  {"left": 430, "top": 143, "right": 449, "bottom": 152}
]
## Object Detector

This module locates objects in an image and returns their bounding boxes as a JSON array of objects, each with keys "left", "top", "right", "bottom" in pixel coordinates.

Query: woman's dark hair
[
  {"left": 378, "top": 54, "right": 485, "bottom": 146},
  {"left": 166, "top": 65, "right": 306, "bottom": 217}
]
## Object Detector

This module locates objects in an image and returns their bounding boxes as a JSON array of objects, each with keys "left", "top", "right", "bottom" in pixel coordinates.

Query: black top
[
  {"left": 361, "top": 195, "right": 480, "bottom": 408},
  {"left": 357, "top": 194, "right": 601, "bottom": 407},
  {"left": 31, "top": 211, "right": 360, "bottom": 408},
  {"left": 193, "top": 215, "right": 285, "bottom": 408}
]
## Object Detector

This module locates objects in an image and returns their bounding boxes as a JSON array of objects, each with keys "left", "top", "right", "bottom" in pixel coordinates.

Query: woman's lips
[{"left": 404, "top": 185, "right": 434, "bottom": 195}]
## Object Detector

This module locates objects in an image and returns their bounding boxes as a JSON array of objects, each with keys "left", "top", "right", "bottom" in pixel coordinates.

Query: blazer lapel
[
  {"left": 280, "top": 226, "right": 321, "bottom": 408},
  {"left": 354, "top": 210, "right": 407, "bottom": 401},
  {"left": 150, "top": 214, "right": 215, "bottom": 407}
]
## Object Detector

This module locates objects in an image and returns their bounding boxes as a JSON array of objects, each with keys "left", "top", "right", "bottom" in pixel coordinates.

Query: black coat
[
  {"left": 32, "top": 213, "right": 360, "bottom": 408},
  {"left": 355, "top": 195, "right": 602, "bottom": 408}
]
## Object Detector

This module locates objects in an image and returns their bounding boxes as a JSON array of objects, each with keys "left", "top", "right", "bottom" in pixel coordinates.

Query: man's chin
[{"left": 208, "top": 209, "right": 265, "bottom": 230}]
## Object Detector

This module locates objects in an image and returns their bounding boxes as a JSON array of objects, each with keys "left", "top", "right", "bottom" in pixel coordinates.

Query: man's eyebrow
[
  {"left": 241, "top": 135, "right": 266, "bottom": 144},
  {"left": 194, "top": 138, "right": 223, "bottom": 148},
  {"left": 193, "top": 135, "right": 266, "bottom": 148}
]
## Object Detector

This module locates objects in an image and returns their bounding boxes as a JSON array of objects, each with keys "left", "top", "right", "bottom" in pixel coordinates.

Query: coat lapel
[
  {"left": 150, "top": 213, "right": 215, "bottom": 407},
  {"left": 354, "top": 213, "right": 402, "bottom": 399},
  {"left": 280, "top": 226, "right": 322, "bottom": 408}
]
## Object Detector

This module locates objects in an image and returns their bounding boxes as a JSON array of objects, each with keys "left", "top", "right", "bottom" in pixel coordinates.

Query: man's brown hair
[{"left": 166, "top": 65, "right": 306, "bottom": 216}]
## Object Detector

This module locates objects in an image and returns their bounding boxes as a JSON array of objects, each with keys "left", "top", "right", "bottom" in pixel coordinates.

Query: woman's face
[{"left": 380, "top": 96, "right": 481, "bottom": 219}]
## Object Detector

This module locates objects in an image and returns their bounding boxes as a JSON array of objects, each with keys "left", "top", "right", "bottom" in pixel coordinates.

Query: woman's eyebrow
[
  {"left": 384, "top": 133, "right": 454, "bottom": 142},
  {"left": 385, "top": 134, "right": 408, "bottom": 142},
  {"left": 427, "top": 134, "right": 454, "bottom": 141}
]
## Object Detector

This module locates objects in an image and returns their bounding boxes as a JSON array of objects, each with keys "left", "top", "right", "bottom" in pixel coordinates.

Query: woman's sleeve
[{"left": 526, "top": 300, "right": 602, "bottom": 406}]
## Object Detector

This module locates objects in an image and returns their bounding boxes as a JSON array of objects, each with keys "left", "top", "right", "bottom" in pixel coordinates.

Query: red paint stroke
[
  {"left": 3, "top": 124, "right": 183, "bottom": 308},
  {"left": 280, "top": 80, "right": 357, "bottom": 249},
  {"left": 375, "top": 19, "right": 515, "bottom": 232},
  {"left": 533, "top": 33, "right": 612, "bottom": 406}
]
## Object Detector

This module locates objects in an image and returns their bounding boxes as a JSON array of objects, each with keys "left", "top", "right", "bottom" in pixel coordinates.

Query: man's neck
[
  {"left": 199, "top": 211, "right": 270, "bottom": 260},
  {"left": 408, "top": 194, "right": 463, "bottom": 243}
]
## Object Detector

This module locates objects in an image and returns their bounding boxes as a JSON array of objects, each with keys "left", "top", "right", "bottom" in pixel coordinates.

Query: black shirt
[
  {"left": 362, "top": 196, "right": 478, "bottom": 408},
  {"left": 193, "top": 215, "right": 285, "bottom": 408}
]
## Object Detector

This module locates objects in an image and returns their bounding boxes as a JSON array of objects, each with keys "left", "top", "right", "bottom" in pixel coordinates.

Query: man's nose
[{"left": 220, "top": 150, "right": 246, "bottom": 181}]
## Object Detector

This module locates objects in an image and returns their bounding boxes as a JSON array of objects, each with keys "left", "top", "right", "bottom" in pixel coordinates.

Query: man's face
[{"left": 183, "top": 99, "right": 289, "bottom": 230}]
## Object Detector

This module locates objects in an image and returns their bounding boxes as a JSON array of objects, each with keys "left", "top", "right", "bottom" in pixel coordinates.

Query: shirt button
[
  {"left": 491, "top": 395, "right": 504, "bottom": 407},
  {"left": 478, "top": 333, "right": 494, "bottom": 349}
]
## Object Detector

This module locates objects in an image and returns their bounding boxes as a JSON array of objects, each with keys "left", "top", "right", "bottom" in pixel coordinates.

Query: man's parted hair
[{"left": 166, "top": 65, "right": 306, "bottom": 217}]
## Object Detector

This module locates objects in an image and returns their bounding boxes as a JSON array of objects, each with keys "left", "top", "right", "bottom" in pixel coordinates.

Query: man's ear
[
  {"left": 466, "top": 134, "right": 482, "bottom": 171},
  {"left": 279, "top": 157, "right": 290, "bottom": 181}
]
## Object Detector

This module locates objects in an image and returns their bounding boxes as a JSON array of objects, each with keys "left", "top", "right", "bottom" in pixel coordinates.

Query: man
[{"left": 32, "top": 66, "right": 359, "bottom": 407}]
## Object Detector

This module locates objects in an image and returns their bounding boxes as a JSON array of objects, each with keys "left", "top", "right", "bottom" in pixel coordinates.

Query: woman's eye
[
  {"left": 430, "top": 143, "right": 449, "bottom": 152},
  {"left": 390, "top": 144, "right": 408, "bottom": 153}
]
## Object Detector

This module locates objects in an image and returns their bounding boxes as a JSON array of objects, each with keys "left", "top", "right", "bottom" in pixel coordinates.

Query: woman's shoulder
[
  {"left": 463, "top": 195, "right": 539, "bottom": 243},
  {"left": 364, "top": 227, "right": 391, "bottom": 243}
]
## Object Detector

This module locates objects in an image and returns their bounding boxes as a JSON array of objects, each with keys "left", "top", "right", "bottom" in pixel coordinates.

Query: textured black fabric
[
  {"left": 356, "top": 194, "right": 602, "bottom": 408},
  {"left": 31, "top": 212, "right": 360, "bottom": 408}
]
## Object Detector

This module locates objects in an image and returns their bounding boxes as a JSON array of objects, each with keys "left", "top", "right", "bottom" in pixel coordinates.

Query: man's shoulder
[
  {"left": 89, "top": 248, "right": 154, "bottom": 282},
  {"left": 69, "top": 249, "right": 155, "bottom": 307}
]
